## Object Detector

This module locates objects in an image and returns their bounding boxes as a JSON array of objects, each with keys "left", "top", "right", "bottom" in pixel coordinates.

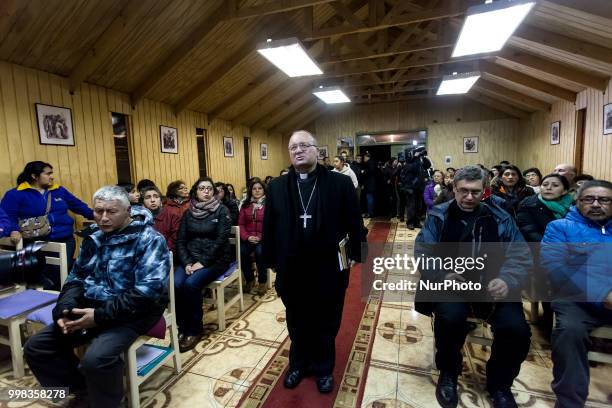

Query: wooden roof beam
[
  {"left": 274, "top": 102, "right": 327, "bottom": 133},
  {"left": 303, "top": 0, "right": 479, "bottom": 40},
  {"left": 479, "top": 60, "right": 576, "bottom": 102},
  {"left": 129, "top": 3, "right": 227, "bottom": 107},
  {"left": 229, "top": 0, "right": 335, "bottom": 20},
  {"left": 349, "top": 82, "right": 436, "bottom": 96},
  {"left": 513, "top": 24, "right": 612, "bottom": 66},
  {"left": 473, "top": 79, "right": 551, "bottom": 112},
  {"left": 498, "top": 48, "right": 609, "bottom": 90},
  {"left": 253, "top": 91, "right": 316, "bottom": 130},
  {"left": 68, "top": 1, "right": 170, "bottom": 94},
  {"left": 467, "top": 91, "right": 531, "bottom": 119},
  {"left": 545, "top": 0, "right": 612, "bottom": 19}
]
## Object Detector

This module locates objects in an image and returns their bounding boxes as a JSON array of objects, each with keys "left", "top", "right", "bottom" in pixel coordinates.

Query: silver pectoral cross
[{"left": 300, "top": 213, "right": 312, "bottom": 228}]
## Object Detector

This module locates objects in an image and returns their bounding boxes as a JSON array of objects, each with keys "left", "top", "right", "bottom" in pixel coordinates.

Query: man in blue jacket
[
  {"left": 24, "top": 185, "right": 170, "bottom": 408},
  {"left": 541, "top": 180, "right": 612, "bottom": 408},
  {"left": 415, "top": 166, "right": 532, "bottom": 408}
]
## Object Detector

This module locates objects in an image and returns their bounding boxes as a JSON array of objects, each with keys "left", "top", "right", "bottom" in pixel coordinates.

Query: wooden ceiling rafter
[
  {"left": 472, "top": 79, "right": 551, "bottom": 112},
  {"left": 273, "top": 102, "right": 327, "bottom": 133},
  {"left": 466, "top": 91, "right": 531, "bottom": 119},
  {"left": 253, "top": 90, "right": 316, "bottom": 130}
]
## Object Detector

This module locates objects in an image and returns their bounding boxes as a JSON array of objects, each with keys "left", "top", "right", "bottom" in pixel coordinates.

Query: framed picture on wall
[
  {"left": 260, "top": 143, "right": 268, "bottom": 160},
  {"left": 604, "top": 103, "right": 612, "bottom": 135},
  {"left": 160, "top": 125, "right": 178, "bottom": 154},
  {"left": 318, "top": 145, "right": 329, "bottom": 160},
  {"left": 463, "top": 137, "right": 478, "bottom": 153},
  {"left": 35, "top": 103, "right": 75, "bottom": 146},
  {"left": 223, "top": 136, "right": 234, "bottom": 157},
  {"left": 551, "top": 121, "right": 561, "bottom": 145}
]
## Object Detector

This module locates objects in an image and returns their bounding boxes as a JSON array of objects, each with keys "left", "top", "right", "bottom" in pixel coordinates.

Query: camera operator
[{"left": 398, "top": 147, "right": 430, "bottom": 229}]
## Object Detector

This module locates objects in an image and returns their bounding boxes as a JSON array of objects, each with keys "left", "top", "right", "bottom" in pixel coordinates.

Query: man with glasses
[
  {"left": 541, "top": 180, "right": 612, "bottom": 408},
  {"left": 263, "top": 130, "right": 366, "bottom": 394},
  {"left": 415, "top": 165, "right": 532, "bottom": 408}
]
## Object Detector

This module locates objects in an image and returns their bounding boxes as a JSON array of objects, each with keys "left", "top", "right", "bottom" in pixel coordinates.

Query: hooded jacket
[
  {"left": 1, "top": 183, "right": 93, "bottom": 240},
  {"left": 53, "top": 206, "right": 170, "bottom": 332},
  {"left": 332, "top": 163, "right": 358, "bottom": 188},
  {"left": 541, "top": 206, "right": 612, "bottom": 309},
  {"left": 414, "top": 199, "right": 532, "bottom": 316}
]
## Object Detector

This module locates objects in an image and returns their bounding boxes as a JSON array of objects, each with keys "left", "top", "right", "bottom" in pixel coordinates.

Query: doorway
[
  {"left": 574, "top": 108, "right": 586, "bottom": 174},
  {"left": 244, "top": 137, "right": 251, "bottom": 183},
  {"left": 196, "top": 128, "right": 208, "bottom": 178}
]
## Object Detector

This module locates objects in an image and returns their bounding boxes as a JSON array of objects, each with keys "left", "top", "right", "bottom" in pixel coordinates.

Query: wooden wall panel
[
  {"left": 0, "top": 61, "right": 285, "bottom": 217},
  {"left": 516, "top": 78, "right": 612, "bottom": 180},
  {"left": 313, "top": 98, "right": 520, "bottom": 170}
]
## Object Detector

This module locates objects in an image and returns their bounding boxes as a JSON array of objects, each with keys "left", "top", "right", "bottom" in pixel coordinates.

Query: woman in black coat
[
  {"left": 214, "top": 182, "right": 239, "bottom": 225},
  {"left": 175, "top": 177, "right": 231, "bottom": 351},
  {"left": 492, "top": 165, "right": 534, "bottom": 218},
  {"left": 516, "top": 173, "right": 572, "bottom": 333}
]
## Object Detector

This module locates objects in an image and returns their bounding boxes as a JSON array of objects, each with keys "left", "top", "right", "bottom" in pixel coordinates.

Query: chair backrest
[
  {"left": 230, "top": 226, "right": 241, "bottom": 269},
  {"left": 0, "top": 237, "right": 23, "bottom": 252},
  {"left": 34, "top": 241, "right": 68, "bottom": 289},
  {"left": 168, "top": 252, "right": 175, "bottom": 317}
]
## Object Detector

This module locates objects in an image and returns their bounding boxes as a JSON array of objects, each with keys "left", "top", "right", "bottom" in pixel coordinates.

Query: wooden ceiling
[{"left": 1, "top": 0, "right": 611, "bottom": 133}]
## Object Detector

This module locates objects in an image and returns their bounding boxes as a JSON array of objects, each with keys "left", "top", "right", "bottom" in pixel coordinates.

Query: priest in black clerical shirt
[{"left": 263, "top": 130, "right": 366, "bottom": 394}]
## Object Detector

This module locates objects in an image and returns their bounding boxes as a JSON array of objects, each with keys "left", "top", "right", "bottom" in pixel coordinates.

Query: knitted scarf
[
  {"left": 538, "top": 193, "right": 573, "bottom": 219},
  {"left": 189, "top": 197, "right": 220, "bottom": 219},
  {"left": 251, "top": 196, "right": 265, "bottom": 219}
]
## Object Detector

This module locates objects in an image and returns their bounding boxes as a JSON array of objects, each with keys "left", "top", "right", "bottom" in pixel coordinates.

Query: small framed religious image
[
  {"left": 604, "top": 103, "right": 612, "bottom": 135},
  {"left": 160, "top": 125, "right": 178, "bottom": 154},
  {"left": 550, "top": 121, "right": 560, "bottom": 145},
  {"left": 260, "top": 143, "right": 268, "bottom": 160},
  {"left": 223, "top": 136, "right": 234, "bottom": 157},
  {"left": 318, "top": 145, "right": 329, "bottom": 160},
  {"left": 463, "top": 136, "right": 478, "bottom": 153},
  {"left": 35, "top": 103, "right": 75, "bottom": 146}
]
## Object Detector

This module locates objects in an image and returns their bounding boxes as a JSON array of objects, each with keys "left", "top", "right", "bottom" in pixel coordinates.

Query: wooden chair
[
  {"left": 202, "top": 226, "right": 244, "bottom": 331},
  {"left": 0, "top": 238, "right": 67, "bottom": 378},
  {"left": 588, "top": 325, "right": 612, "bottom": 364},
  {"left": 125, "top": 254, "right": 182, "bottom": 408}
]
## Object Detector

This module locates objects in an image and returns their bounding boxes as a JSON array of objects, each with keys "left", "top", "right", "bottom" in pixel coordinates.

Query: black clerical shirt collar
[{"left": 296, "top": 166, "right": 318, "bottom": 182}]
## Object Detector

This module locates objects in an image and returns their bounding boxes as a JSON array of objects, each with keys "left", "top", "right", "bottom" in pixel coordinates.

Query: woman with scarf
[
  {"left": 165, "top": 180, "right": 190, "bottom": 219},
  {"left": 492, "top": 165, "right": 534, "bottom": 218},
  {"left": 142, "top": 186, "right": 181, "bottom": 254},
  {"left": 238, "top": 179, "right": 267, "bottom": 295},
  {"left": 175, "top": 177, "right": 231, "bottom": 351},
  {"left": 517, "top": 173, "right": 572, "bottom": 333}
]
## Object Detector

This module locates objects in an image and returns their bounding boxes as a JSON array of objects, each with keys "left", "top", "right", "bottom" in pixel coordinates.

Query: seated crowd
[{"left": 0, "top": 157, "right": 610, "bottom": 408}]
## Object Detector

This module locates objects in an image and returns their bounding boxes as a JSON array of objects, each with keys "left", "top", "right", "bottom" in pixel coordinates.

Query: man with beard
[{"left": 263, "top": 130, "right": 366, "bottom": 394}]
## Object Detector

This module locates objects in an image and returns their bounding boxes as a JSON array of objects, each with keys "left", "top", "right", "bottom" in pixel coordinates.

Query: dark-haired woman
[
  {"left": 492, "top": 165, "right": 534, "bottom": 218},
  {"left": 238, "top": 179, "right": 267, "bottom": 295},
  {"left": 165, "top": 180, "right": 190, "bottom": 219},
  {"left": 517, "top": 174, "right": 572, "bottom": 333},
  {"left": 142, "top": 186, "right": 181, "bottom": 254},
  {"left": 117, "top": 182, "right": 141, "bottom": 205},
  {"left": 215, "top": 182, "right": 239, "bottom": 226},
  {"left": 523, "top": 167, "right": 543, "bottom": 194},
  {"left": 0, "top": 161, "right": 93, "bottom": 289},
  {"left": 175, "top": 177, "right": 231, "bottom": 351}
]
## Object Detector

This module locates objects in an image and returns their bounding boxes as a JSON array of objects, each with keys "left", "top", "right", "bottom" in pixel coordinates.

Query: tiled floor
[{"left": 1, "top": 219, "right": 611, "bottom": 408}]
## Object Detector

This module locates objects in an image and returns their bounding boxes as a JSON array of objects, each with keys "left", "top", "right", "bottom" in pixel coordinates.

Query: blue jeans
[
  {"left": 240, "top": 241, "right": 267, "bottom": 283},
  {"left": 366, "top": 193, "right": 375, "bottom": 216},
  {"left": 174, "top": 264, "right": 225, "bottom": 335}
]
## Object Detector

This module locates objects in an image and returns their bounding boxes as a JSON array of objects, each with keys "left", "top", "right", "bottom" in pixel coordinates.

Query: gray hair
[
  {"left": 92, "top": 185, "right": 130, "bottom": 208},
  {"left": 289, "top": 129, "right": 318, "bottom": 147},
  {"left": 453, "top": 165, "right": 487, "bottom": 187},
  {"left": 576, "top": 179, "right": 612, "bottom": 198}
]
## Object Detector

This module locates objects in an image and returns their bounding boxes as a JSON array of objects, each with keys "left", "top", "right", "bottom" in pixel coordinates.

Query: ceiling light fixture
[
  {"left": 452, "top": 0, "right": 535, "bottom": 57},
  {"left": 257, "top": 37, "right": 322, "bottom": 77},
  {"left": 313, "top": 86, "right": 351, "bottom": 104},
  {"left": 436, "top": 72, "right": 481, "bottom": 95}
]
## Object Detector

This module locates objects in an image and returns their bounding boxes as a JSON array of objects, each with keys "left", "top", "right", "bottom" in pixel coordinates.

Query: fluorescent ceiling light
[
  {"left": 313, "top": 87, "right": 351, "bottom": 104},
  {"left": 257, "top": 38, "right": 322, "bottom": 77},
  {"left": 452, "top": 0, "right": 535, "bottom": 57},
  {"left": 436, "top": 72, "right": 480, "bottom": 95}
]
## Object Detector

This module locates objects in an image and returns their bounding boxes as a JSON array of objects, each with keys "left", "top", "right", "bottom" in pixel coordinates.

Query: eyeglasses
[
  {"left": 457, "top": 188, "right": 483, "bottom": 197},
  {"left": 178, "top": 186, "right": 188, "bottom": 190},
  {"left": 197, "top": 186, "right": 214, "bottom": 192},
  {"left": 579, "top": 196, "right": 611, "bottom": 205},
  {"left": 288, "top": 143, "right": 317, "bottom": 152}
]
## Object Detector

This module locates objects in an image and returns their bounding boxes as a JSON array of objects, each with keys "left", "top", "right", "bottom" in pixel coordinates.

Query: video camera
[
  {"left": 404, "top": 146, "right": 427, "bottom": 161},
  {"left": 0, "top": 242, "right": 46, "bottom": 286}
]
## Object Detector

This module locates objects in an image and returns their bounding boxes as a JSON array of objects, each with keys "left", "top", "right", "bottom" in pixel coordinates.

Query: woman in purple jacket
[{"left": 423, "top": 170, "right": 445, "bottom": 212}]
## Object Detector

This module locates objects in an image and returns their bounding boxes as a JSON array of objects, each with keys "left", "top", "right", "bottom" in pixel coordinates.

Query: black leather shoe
[
  {"left": 179, "top": 334, "right": 201, "bottom": 353},
  {"left": 489, "top": 389, "right": 518, "bottom": 408},
  {"left": 284, "top": 369, "right": 304, "bottom": 389},
  {"left": 316, "top": 375, "right": 334, "bottom": 393},
  {"left": 436, "top": 371, "right": 458, "bottom": 408}
]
